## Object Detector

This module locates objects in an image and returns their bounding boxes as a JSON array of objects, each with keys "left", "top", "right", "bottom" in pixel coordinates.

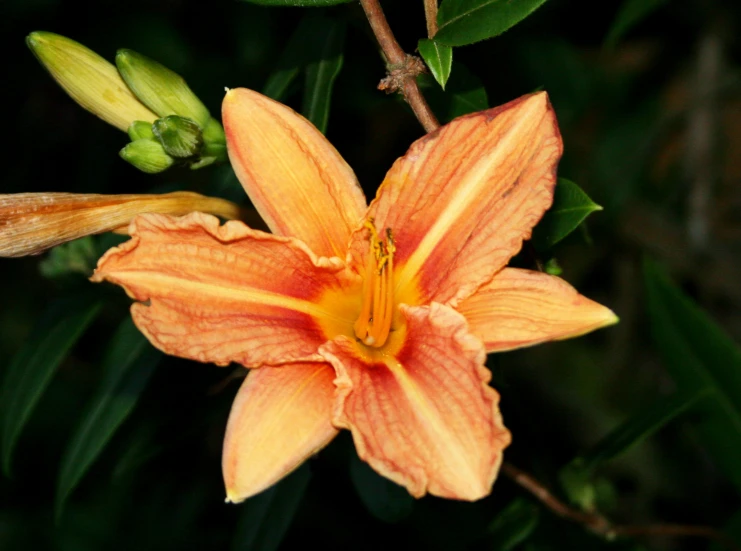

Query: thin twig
[
  {"left": 615, "top": 523, "right": 740, "bottom": 550},
  {"left": 423, "top": 0, "right": 438, "bottom": 38},
  {"left": 359, "top": 0, "right": 440, "bottom": 133},
  {"left": 501, "top": 462, "right": 740, "bottom": 551}
]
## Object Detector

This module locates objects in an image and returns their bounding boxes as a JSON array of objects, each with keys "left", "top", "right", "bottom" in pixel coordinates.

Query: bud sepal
[{"left": 120, "top": 139, "right": 175, "bottom": 174}]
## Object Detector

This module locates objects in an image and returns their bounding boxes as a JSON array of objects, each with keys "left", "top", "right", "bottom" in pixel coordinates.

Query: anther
[{"left": 353, "top": 220, "right": 396, "bottom": 348}]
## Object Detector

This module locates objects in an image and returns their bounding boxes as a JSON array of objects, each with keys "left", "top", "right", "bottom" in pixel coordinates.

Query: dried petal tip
[
  {"left": 27, "top": 32, "right": 157, "bottom": 131},
  {"left": 0, "top": 192, "right": 242, "bottom": 257}
]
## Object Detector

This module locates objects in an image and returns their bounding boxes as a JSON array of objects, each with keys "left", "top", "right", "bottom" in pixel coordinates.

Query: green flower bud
[
  {"left": 544, "top": 258, "right": 563, "bottom": 276},
  {"left": 202, "top": 117, "right": 226, "bottom": 145},
  {"left": 127, "top": 120, "right": 155, "bottom": 141},
  {"left": 120, "top": 139, "right": 175, "bottom": 174},
  {"left": 26, "top": 32, "right": 157, "bottom": 132},
  {"left": 116, "top": 49, "right": 210, "bottom": 128},
  {"left": 152, "top": 115, "right": 203, "bottom": 159}
]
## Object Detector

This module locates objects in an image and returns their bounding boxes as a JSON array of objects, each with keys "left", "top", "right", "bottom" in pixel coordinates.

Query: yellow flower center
[{"left": 353, "top": 219, "right": 395, "bottom": 348}]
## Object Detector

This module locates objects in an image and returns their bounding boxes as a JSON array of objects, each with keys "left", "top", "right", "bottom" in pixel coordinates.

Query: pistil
[{"left": 353, "top": 219, "right": 395, "bottom": 347}]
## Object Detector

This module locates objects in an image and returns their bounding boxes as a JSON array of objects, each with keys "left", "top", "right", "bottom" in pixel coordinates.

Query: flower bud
[
  {"left": 119, "top": 139, "right": 175, "bottom": 174},
  {"left": 115, "top": 49, "right": 210, "bottom": 128},
  {"left": 128, "top": 120, "right": 155, "bottom": 141},
  {"left": 26, "top": 32, "right": 157, "bottom": 132},
  {"left": 152, "top": 115, "right": 204, "bottom": 159},
  {"left": 202, "top": 117, "right": 226, "bottom": 145}
]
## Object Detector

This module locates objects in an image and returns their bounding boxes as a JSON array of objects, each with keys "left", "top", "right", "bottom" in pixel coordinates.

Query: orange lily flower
[{"left": 91, "top": 88, "right": 617, "bottom": 502}]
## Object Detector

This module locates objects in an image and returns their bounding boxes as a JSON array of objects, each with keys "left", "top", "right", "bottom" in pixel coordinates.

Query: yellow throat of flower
[{"left": 354, "top": 219, "right": 395, "bottom": 348}]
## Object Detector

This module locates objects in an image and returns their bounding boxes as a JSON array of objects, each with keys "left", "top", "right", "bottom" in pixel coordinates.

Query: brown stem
[
  {"left": 501, "top": 463, "right": 739, "bottom": 551},
  {"left": 359, "top": 0, "right": 441, "bottom": 133},
  {"left": 424, "top": 0, "right": 438, "bottom": 38}
]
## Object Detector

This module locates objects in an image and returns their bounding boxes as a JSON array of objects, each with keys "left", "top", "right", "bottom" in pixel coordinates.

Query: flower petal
[
  {"left": 352, "top": 92, "right": 562, "bottom": 307},
  {"left": 320, "top": 303, "right": 511, "bottom": 501},
  {"left": 458, "top": 268, "right": 618, "bottom": 353},
  {"left": 92, "top": 212, "right": 359, "bottom": 367},
  {"left": 223, "top": 363, "right": 338, "bottom": 503},
  {"left": 223, "top": 88, "right": 367, "bottom": 258},
  {"left": 0, "top": 192, "right": 242, "bottom": 257}
]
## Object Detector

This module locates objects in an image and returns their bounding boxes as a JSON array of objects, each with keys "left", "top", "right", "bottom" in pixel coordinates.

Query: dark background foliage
[{"left": 2, "top": 0, "right": 741, "bottom": 549}]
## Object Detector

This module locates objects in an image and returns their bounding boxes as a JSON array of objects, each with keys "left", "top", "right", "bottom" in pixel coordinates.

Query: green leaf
[
  {"left": 262, "top": 17, "right": 316, "bottom": 101},
  {"left": 1, "top": 296, "right": 102, "bottom": 476},
  {"left": 558, "top": 464, "right": 597, "bottom": 511},
  {"left": 570, "top": 389, "right": 709, "bottom": 476},
  {"left": 419, "top": 61, "right": 488, "bottom": 123},
  {"left": 559, "top": 386, "right": 707, "bottom": 511},
  {"left": 231, "top": 464, "right": 311, "bottom": 551},
  {"left": 436, "top": 0, "right": 549, "bottom": 47},
  {"left": 55, "top": 318, "right": 161, "bottom": 519},
  {"left": 262, "top": 66, "right": 300, "bottom": 103},
  {"left": 262, "top": 15, "right": 345, "bottom": 123},
  {"left": 350, "top": 453, "right": 414, "bottom": 523},
  {"left": 604, "top": 0, "right": 669, "bottom": 49},
  {"left": 486, "top": 498, "right": 539, "bottom": 550},
  {"left": 39, "top": 237, "right": 98, "bottom": 279},
  {"left": 241, "top": 0, "right": 353, "bottom": 5},
  {"left": 532, "top": 179, "right": 602, "bottom": 250},
  {"left": 301, "top": 19, "right": 345, "bottom": 134},
  {"left": 644, "top": 258, "right": 741, "bottom": 492},
  {"left": 418, "top": 39, "right": 453, "bottom": 90}
]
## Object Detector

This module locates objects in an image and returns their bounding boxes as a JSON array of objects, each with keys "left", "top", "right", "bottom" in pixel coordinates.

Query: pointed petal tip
[
  {"left": 222, "top": 364, "right": 338, "bottom": 505},
  {"left": 222, "top": 87, "right": 366, "bottom": 258},
  {"left": 222, "top": 86, "right": 239, "bottom": 103},
  {"left": 223, "top": 485, "right": 254, "bottom": 505},
  {"left": 222, "top": 87, "right": 263, "bottom": 113},
  {"left": 602, "top": 309, "right": 621, "bottom": 327},
  {"left": 552, "top": 303, "right": 618, "bottom": 343},
  {"left": 459, "top": 269, "right": 618, "bottom": 353}
]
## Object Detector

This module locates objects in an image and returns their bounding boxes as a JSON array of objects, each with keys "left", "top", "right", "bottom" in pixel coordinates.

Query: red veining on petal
[
  {"left": 93, "top": 212, "right": 359, "bottom": 367},
  {"left": 322, "top": 303, "right": 511, "bottom": 501}
]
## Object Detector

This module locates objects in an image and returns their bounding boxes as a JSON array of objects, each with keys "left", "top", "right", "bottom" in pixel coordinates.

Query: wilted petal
[
  {"left": 351, "top": 93, "right": 562, "bottom": 307},
  {"left": 223, "top": 363, "right": 338, "bottom": 503},
  {"left": 27, "top": 31, "right": 157, "bottom": 132},
  {"left": 223, "top": 88, "right": 367, "bottom": 258},
  {"left": 458, "top": 268, "right": 618, "bottom": 353},
  {"left": 92, "top": 212, "right": 359, "bottom": 367},
  {"left": 0, "top": 192, "right": 241, "bottom": 258},
  {"left": 321, "top": 303, "right": 511, "bottom": 501}
]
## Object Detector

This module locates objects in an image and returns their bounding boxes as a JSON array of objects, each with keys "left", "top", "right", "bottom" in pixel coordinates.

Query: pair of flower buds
[
  {"left": 28, "top": 32, "right": 226, "bottom": 173},
  {"left": 0, "top": 33, "right": 244, "bottom": 258}
]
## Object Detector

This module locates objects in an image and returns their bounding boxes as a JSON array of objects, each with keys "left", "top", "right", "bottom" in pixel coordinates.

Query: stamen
[{"left": 354, "top": 221, "right": 395, "bottom": 348}]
